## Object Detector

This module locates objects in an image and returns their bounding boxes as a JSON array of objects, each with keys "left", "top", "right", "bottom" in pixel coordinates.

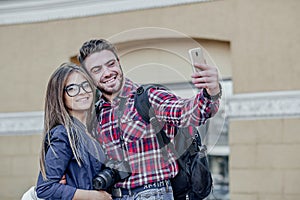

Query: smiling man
[
  {"left": 77, "top": 39, "right": 221, "bottom": 200},
  {"left": 82, "top": 49, "right": 124, "bottom": 101}
]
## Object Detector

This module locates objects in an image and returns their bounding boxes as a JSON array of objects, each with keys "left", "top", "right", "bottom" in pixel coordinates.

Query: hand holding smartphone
[{"left": 188, "top": 47, "right": 205, "bottom": 72}]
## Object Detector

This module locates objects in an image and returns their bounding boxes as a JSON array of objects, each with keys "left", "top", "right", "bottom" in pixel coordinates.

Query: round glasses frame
[{"left": 64, "top": 81, "right": 92, "bottom": 97}]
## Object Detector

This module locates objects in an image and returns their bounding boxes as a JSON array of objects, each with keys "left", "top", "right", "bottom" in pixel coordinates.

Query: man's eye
[
  {"left": 108, "top": 60, "right": 115, "bottom": 67},
  {"left": 91, "top": 67, "right": 101, "bottom": 73}
]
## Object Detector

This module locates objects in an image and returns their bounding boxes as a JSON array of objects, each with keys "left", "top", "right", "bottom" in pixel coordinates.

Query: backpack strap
[
  {"left": 134, "top": 84, "right": 172, "bottom": 159},
  {"left": 134, "top": 84, "right": 205, "bottom": 162},
  {"left": 134, "top": 84, "right": 163, "bottom": 122}
]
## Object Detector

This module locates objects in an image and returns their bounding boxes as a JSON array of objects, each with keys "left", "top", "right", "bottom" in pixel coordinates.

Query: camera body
[{"left": 93, "top": 159, "right": 131, "bottom": 190}]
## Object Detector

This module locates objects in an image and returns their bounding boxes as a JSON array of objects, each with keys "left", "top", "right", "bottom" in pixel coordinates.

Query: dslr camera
[{"left": 93, "top": 159, "right": 131, "bottom": 190}]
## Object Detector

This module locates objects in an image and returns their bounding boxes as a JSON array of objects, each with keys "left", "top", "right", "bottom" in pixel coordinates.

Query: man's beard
[{"left": 99, "top": 75, "right": 124, "bottom": 97}]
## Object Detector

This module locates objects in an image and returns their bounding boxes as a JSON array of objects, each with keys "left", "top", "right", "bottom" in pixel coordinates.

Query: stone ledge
[
  {"left": 1, "top": 90, "right": 300, "bottom": 135},
  {"left": 227, "top": 90, "right": 300, "bottom": 120},
  {"left": 0, "top": 111, "right": 43, "bottom": 135},
  {"left": 0, "top": 0, "right": 208, "bottom": 25}
]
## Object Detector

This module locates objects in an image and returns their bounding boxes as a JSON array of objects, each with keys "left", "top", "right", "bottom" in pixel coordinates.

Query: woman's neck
[{"left": 71, "top": 112, "right": 88, "bottom": 127}]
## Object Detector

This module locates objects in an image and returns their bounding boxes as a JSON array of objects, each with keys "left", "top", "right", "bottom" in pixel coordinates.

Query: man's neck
[
  {"left": 103, "top": 93, "right": 118, "bottom": 103},
  {"left": 103, "top": 94, "right": 115, "bottom": 102},
  {"left": 103, "top": 80, "right": 126, "bottom": 102}
]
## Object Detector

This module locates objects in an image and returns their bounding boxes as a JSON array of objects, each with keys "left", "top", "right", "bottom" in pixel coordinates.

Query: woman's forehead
[{"left": 65, "top": 71, "right": 86, "bottom": 84}]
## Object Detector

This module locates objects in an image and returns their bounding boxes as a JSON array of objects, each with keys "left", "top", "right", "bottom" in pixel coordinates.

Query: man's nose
[{"left": 102, "top": 65, "right": 111, "bottom": 77}]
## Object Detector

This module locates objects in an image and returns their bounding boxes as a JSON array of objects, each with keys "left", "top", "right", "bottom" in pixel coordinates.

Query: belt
[{"left": 112, "top": 180, "right": 171, "bottom": 197}]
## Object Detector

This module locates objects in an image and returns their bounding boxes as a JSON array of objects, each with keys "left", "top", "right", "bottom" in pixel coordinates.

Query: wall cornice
[
  {"left": 227, "top": 90, "right": 300, "bottom": 120},
  {"left": 0, "top": 0, "right": 208, "bottom": 25},
  {"left": 1, "top": 90, "right": 299, "bottom": 135},
  {"left": 0, "top": 111, "right": 43, "bottom": 135}
]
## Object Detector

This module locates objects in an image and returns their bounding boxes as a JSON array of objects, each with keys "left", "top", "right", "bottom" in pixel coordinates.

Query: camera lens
[
  {"left": 93, "top": 160, "right": 131, "bottom": 191},
  {"left": 93, "top": 169, "right": 115, "bottom": 190}
]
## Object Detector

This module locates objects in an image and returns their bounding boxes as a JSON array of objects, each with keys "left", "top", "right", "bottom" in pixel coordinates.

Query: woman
[{"left": 36, "top": 62, "right": 112, "bottom": 200}]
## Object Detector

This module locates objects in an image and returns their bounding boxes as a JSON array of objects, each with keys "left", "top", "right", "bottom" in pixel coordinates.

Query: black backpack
[{"left": 134, "top": 84, "right": 213, "bottom": 200}]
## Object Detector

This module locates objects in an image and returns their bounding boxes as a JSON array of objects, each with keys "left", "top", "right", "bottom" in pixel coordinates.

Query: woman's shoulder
[
  {"left": 50, "top": 124, "right": 67, "bottom": 133},
  {"left": 49, "top": 124, "right": 68, "bottom": 140}
]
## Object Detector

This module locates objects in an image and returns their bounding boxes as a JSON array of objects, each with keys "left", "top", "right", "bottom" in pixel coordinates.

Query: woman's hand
[
  {"left": 59, "top": 175, "right": 66, "bottom": 184},
  {"left": 88, "top": 190, "right": 112, "bottom": 200},
  {"left": 73, "top": 189, "right": 112, "bottom": 200}
]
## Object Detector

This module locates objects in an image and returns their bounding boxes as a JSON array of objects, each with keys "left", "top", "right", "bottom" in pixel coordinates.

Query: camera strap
[{"left": 116, "top": 97, "right": 129, "bottom": 160}]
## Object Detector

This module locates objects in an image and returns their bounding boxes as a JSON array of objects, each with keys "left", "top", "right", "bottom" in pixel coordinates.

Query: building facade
[{"left": 0, "top": 0, "right": 299, "bottom": 199}]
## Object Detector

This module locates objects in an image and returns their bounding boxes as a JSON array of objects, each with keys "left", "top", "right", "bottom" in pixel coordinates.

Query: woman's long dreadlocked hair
[{"left": 39, "top": 62, "right": 96, "bottom": 180}]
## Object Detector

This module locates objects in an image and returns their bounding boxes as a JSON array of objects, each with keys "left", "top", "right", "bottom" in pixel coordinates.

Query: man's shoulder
[
  {"left": 124, "top": 78, "right": 140, "bottom": 90},
  {"left": 120, "top": 78, "right": 140, "bottom": 97}
]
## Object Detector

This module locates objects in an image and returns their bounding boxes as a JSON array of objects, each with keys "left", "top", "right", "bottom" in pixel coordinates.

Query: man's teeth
[{"left": 105, "top": 77, "right": 116, "bottom": 84}]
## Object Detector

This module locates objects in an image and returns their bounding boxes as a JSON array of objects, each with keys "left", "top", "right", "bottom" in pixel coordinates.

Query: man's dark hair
[{"left": 78, "top": 39, "right": 119, "bottom": 64}]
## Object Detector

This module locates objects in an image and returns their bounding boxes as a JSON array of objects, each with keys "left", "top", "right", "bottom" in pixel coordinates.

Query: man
[{"left": 78, "top": 39, "right": 221, "bottom": 199}]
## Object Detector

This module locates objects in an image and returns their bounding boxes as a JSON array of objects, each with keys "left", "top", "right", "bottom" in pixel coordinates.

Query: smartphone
[{"left": 188, "top": 47, "right": 205, "bottom": 72}]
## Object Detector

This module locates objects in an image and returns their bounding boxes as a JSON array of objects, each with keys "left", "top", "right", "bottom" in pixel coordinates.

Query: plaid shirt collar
[
  {"left": 119, "top": 78, "right": 139, "bottom": 99},
  {"left": 97, "top": 78, "right": 139, "bottom": 107}
]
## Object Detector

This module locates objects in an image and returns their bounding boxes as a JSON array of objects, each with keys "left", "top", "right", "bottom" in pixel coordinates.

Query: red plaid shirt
[{"left": 95, "top": 78, "right": 219, "bottom": 189}]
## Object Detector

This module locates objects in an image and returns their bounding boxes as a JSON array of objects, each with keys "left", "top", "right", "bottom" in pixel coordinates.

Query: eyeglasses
[{"left": 64, "top": 81, "right": 92, "bottom": 97}]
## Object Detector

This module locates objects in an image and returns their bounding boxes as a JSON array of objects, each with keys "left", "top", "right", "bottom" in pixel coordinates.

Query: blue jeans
[{"left": 113, "top": 186, "right": 174, "bottom": 200}]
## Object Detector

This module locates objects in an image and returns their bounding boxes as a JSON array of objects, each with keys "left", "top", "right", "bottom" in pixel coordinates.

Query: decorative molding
[
  {"left": 0, "top": 111, "right": 43, "bottom": 135},
  {"left": 1, "top": 90, "right": 300, "bottom": 135},
  {"left": 0, "top": 0, "right": 209, "bottom": 25},
  {"left": 227, "top": 90, "right": 300, "bottom": 120}
]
